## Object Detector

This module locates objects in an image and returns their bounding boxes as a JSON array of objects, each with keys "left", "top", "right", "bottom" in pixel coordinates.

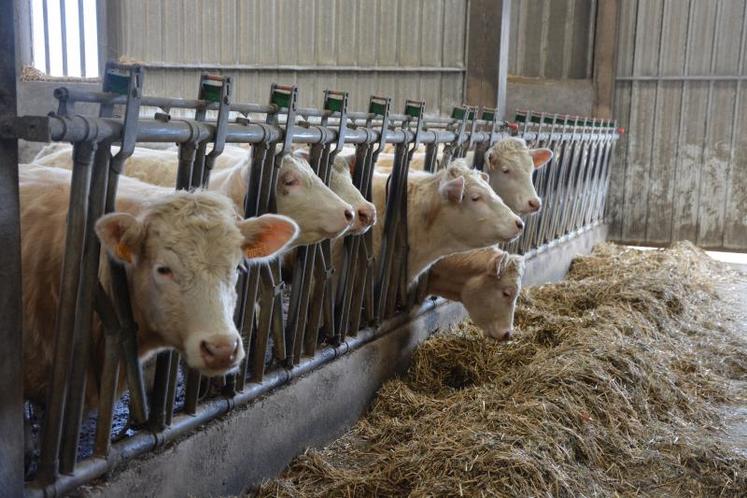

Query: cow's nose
[
  {"left": 515, "top": 219, "right": 524, "bottom": 231},
  {"left": 344, "top": 207, "right": 355, "bottom": 224},
  {"left": 200, "top": 336, "right": 240, "bottom": 370},
  {"left": 528, "top": 198, "right": 541, "bottom": 212},
  {"left": 502, "top": 330, "right": 513, "bottom": 341},
  {"left": 357, "top": 205, "right": 376, "bottom": 227}
]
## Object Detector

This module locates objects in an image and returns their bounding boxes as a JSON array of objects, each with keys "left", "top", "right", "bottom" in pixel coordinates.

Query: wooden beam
[
  {"left": 466, "top": 0, "right": 511, "bottom": 119},
  {"left": 592, "top": 0, "right": 620, "bottom": 118}
]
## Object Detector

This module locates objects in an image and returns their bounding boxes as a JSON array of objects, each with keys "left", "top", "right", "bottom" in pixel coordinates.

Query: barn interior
[{"left": 1, "top": 1, "right": 746, "bottom": 497}]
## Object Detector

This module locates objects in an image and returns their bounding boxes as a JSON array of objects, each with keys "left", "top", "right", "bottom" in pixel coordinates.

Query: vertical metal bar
[
  {"left": 59, "top": 0, "right": 68, "bottom": 76},
  {"left": 78, "top": 0, "right": 86, "bottom": 77},
  {"left": 519, "top": 113, "right": 546, "bottom": 253},
  {"left": 534, "top": 115, "right": 560, "bottom": 246},
  {"left": 250, "top": 147, "right": 282, "bottom": 382},
  {"left": 38, "top": 140, "right": 96, "bottom": 484},
  {"left": 376, "top": 143, "right": 406, "bottom": 319},
  {"left": 235, "top": 144, "right": 269, "bottom": 391},
  {"left": 0, "top": 0, "right": 24, "bottom": 491},
  {"left": 336, "top": 143, "right": 374, "bottom": 337},
  {"left": 92, "top": 283, "right": 122, "bottom": 457},
  {"left": 42, "top": 0, "right": 51, "bottom": 74},
  {"left": 547, "top": 121, "right": 574, "bottom": 240},
  {"left": 59, "top": 139, "right": 112, "bottom": 474},
  {"left": 101, "top": 63, "right": 148, "bottom": 430},
  {"left": 299, "top": 145, "right": 332, "bottom": 359}
]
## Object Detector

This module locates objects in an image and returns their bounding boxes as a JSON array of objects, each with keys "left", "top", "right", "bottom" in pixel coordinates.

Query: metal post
[
  {"left": 38, "top": 139, "right": 96, "bottom": 484},
  {"left": 0, "top": 0, "right": 24, "bottom": 493},
  {"left": 466, "top": 0, "right": 511, "bottom": 119}
]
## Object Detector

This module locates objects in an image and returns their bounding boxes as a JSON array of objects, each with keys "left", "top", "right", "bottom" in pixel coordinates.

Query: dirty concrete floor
[{"left": 716, "top": 262, "right": 747, "bottom": 457}]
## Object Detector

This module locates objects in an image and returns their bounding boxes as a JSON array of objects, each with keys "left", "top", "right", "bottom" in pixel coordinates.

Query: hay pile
[{"left": 259, "top": 242, "right": 747, "bottom": 497}]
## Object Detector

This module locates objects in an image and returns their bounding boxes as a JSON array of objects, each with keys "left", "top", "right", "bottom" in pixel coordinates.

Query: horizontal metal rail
[
  {"left": 616, "top": 74, "right": 747, "bottom": 81},
  {"left": 52, "top": 87, "right": 497, "bottom": 127},
  {"left": 133, "top": 62, "right": 467, "bottom": 73}
]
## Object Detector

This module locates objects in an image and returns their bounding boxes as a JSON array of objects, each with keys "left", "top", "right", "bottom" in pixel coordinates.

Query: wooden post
[
  {"left": 466, "top": 0, "right": 511, "bottom": 119},
  {"left": 592, "top": 0, "right": 619, "bottom": 118},
  {"left": 0, "top": 1, "right": 25, "bottom": 496}
]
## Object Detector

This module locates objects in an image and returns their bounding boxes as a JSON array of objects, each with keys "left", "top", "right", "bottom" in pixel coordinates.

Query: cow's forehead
[{"left": 141, "top": 192, "right": 244, "bottom": 269}]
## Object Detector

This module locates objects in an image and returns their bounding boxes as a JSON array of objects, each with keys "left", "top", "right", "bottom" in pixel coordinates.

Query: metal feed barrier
[{"left": 0, "top": 62, "right": 619, "bottom": 496}]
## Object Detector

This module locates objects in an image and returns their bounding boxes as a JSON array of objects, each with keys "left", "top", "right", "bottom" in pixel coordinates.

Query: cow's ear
[
  {"left": 95, "top": 213, "right": 144, "bottom": 264},
  {"left": 529, "top": 148, "right": 553, "bottom": 169},
  {"left": 489, "top": 250, "right": 508, "bottom": 277},
  {"left": 478, "top": 171, "right": 490, "bottom": 183},
  {"left": 438, "top": 175, "right": 465, "bottom": 203},
  {"left": 238, "top": 214, "right": 299, "bottom": 263},
  {"left": 292, "top": 147, "right": 310, "bottom": 162},
  {"left": 340, "top": 153, "right": 357, "bottom": 175},
  {"left": 484, "top": 148, "right": 497, "bottom": 171}
]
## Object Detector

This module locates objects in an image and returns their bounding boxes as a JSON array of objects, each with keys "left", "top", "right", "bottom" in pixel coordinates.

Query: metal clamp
[{"left": 269, "top": 84, "right": 298, "bottom": 155}]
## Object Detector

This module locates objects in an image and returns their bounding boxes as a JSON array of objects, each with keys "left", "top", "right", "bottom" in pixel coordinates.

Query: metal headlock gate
[{"left": 0, "top": 61, "right": 619, "bottom": 496}]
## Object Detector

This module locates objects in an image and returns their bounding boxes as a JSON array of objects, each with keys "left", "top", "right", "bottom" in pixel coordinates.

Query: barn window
[{"left": 29, "top": 0, "right": 99, "bottom": 78}]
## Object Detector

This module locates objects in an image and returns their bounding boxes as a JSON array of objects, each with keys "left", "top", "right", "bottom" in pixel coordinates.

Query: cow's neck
[
  {"left": 407, "top": 210, "right": 471, "bottom": 284},
  {"left": 427, "top": 259, "right": 472, "bottom": 301}
]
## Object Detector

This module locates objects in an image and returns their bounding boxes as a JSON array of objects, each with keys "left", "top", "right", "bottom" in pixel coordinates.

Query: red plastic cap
[
  {"left": 507, "top": 122, "right": 519, "bottom": 131},
  {"left": 617, "top": 127, "right": 625, "bottom": 135}
]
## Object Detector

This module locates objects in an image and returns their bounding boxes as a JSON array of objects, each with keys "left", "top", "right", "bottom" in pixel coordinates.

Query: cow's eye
[
  {"left": 156, "top": 266, "right": 173, "bottom": 277},
  {"left": 282, "top": 175, "right": 299, "bottom": 187},
  {"left": 471, "top": 194, "right": 481, "bottom": 202},
  {"left": 502, "top": 167, "right": 510, "bottom": 174}
]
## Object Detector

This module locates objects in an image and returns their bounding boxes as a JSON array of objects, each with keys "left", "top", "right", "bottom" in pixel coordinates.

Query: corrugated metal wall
[
  {"left": 107, "top": 0, "right": 468, "bottom": 114},
  {"left": 607, "top": 0, "right": 747, "bottom": 251},
  {"left": 508, "top": 0, "right": 597, "bottom": 79}
]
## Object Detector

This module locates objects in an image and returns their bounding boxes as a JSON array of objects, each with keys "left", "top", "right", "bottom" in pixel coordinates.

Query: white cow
[
  {"left": 371, "top": 160, "right": 524, "bottom": 285},
  {"left": 374, "top": 138, "right": 553, "bottom": 215},
  {"left": 33, "top": 144, "right": 354, "bottom": 247},
  {"left": 428, "top": 248, "right": 524, "bottom": 341},
  {"left": 21, "top": 164, "right": 298, "bottom": 407}
]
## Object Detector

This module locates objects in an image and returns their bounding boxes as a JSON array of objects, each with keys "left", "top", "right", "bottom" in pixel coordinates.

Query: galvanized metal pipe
[{"left": 38, "top": 140, "right": 96, "bottom": 484}]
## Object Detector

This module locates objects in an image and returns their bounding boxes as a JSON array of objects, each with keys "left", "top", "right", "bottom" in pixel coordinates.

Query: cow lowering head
[
  {"left": 275, "top": 154, "right": 354, "bottom": 245},
  {"left": 484, "top": 137, "right": 553, "bottom": 215},
  {"left": 95, "top": 191, "right": 298, "bottom": 376},
  {"left": 457, "top": 248, "right": 524, "bottom": 341}
]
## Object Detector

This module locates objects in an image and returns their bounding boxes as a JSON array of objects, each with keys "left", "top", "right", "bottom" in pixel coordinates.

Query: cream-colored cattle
[
  {"left": 483, "top": 137, "right": 552, "bottom": 215},
  {"left": 371, "top": 160, "right": 524, "bottom": 285},
  {"left": 428, "top": 248, "right": 524, "bottom": 341},
  {"left": 21, "top": 164, "right": 298, "bottom": 407},
  {"left": 33, "top": 144, "right": 353, "bottom": 247}
]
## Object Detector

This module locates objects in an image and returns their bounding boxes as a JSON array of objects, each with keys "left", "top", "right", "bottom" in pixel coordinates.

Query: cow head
[
  {"left": 432, "top": 160, "right": 525, "bottom": 246},
  {"left": 460, "top": 249, "right": 524, "bottom": 341},
  {"left": 484, "top": 137, "right": 553, "bottom": 215},
  {"left": 331, "top": 154, "right": 376, "bottom": 235},
  {"left": 275, "top": 154, "right": 354, "bottom": 245},
  {"left": 95, "top": 191, "right": 298, "bottom": 376}
]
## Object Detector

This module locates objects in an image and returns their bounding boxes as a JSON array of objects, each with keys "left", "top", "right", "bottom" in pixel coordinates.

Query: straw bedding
[{"left": 258, "top": 242, "right": 747, "bottom": 497}]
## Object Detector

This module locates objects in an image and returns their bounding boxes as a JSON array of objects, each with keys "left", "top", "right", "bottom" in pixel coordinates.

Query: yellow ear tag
[
  {"left": 242, "top": 242, "right": 269, "bottom": 260},
  {"left": 115, "top": 242, "right": 134, "bottom": 263}
]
